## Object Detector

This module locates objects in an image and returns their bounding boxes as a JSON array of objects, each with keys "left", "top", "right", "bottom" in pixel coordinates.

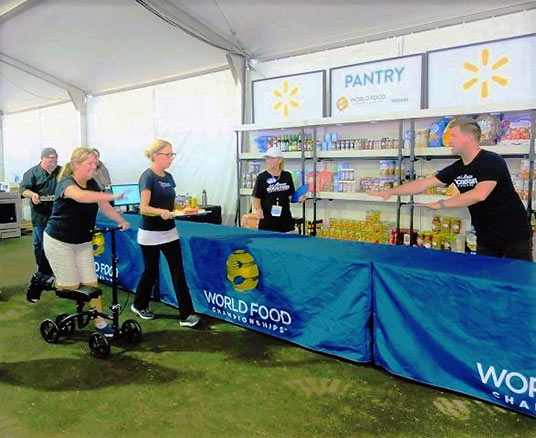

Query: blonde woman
[
  {"left": 252, "top": 146, "right": 297, "bottom": 232},
  {"left": 131, "top": 139, "right": 200, "bottom": 328},
  {"left": 42, "top": 147, "right": 130, "bottom": 336}
]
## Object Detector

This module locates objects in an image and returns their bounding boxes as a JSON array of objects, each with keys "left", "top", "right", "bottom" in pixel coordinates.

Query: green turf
[{"left": 0, "top": 235, "right": 534, "bottom": 438}]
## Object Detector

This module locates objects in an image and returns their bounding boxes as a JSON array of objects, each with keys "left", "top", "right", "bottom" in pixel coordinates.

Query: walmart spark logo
[
  {"left": 462, "top": 48, "right": 509, "bottom": 99},
  {"left": 273, "top": 80, "right": 300, "bottom": 117}
]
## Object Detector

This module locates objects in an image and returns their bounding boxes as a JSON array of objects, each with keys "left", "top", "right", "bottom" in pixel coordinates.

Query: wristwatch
[{"left": 438, "top": 199, "right": 446, "bottom": 209}]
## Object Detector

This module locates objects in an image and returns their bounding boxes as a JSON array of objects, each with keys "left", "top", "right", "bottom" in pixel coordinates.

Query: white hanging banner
[
  {"left": 252, "top": 71, "right": 325, "bottom": 124},
  {"left": 428, "top": 34, "right": 536, "bottom": 108},
  {"left": 330, "top": 55, "right": 423, "bottom": 117}
]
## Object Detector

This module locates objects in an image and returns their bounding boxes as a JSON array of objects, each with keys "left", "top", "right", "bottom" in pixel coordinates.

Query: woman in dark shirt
[
  {"left": 42, "top": 147, "right": 130, "bottom": 336},
  {"left": 131, "top": 139, "right": 200, "bottom": 328},
  {"left": 252, "top": 146, "right": 302, "bottom": 233}
]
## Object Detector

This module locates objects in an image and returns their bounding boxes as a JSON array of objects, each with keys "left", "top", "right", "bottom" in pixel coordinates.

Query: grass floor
[{"left": 0, "top": 235, "right": 534, "bottom": 438}]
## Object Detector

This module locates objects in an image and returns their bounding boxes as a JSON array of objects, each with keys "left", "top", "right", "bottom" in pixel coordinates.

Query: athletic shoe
[
  {"left": 26, "top": 273, "right": 56, "bottom": 303},
  {"left": 130, "top": 304, "right": 155, "bottom": 320},
  {"left": 95, "top": 324, "right": 115, "bottom": 338},
  {"left": 26, "top": 273, "right": 44, "bottom": 303},
  {"left": 179, "top": 314, "right": 201, "bottom": 328}
]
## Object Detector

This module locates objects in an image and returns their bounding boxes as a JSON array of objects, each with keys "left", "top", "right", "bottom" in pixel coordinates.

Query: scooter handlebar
[{"left": 94, "top": 225, "right": 122, "bottom": 234}]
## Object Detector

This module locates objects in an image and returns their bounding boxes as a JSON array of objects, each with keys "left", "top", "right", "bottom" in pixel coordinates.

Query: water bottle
[{"left": 201, "top": 189, "right": 207, "bottom": 207}]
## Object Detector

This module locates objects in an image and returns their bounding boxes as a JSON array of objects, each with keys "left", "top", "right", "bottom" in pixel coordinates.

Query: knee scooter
[{"left": 37, "top": 226, "right": 142, "bottom": 358}]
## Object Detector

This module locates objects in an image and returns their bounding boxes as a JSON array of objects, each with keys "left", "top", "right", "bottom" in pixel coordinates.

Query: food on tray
[
  {"left": 172, "top": 205, "right": 204, "bottom": 216},
  {"left": 183, "top": 205, "right": 200, "bottom": 214}
]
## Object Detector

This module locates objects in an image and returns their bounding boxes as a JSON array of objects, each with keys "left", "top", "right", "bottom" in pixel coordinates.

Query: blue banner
[
  {"left": 94, "top": 214, "right": 180, "bottom": 307},
  {"left": 372, "top": 248, "right": 536, "bottom": 418},
  {"left": 95, "top": 214, "right": 536, "bottom": 417},
  {"left": 179, "top": 222, "right": 373, "bottom": 363}
]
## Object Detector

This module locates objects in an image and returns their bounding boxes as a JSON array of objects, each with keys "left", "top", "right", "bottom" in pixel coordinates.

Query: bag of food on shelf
[
  {"left": 253, "top": 136, "right": 271, "bottom": 152},
  {"left": 415, "top": 129, "right": 430, "bottom": 148},
  {"left": 428, "top": 117, "right": 453, "bottom": 147},
  {"left": 498, "top": 116, "right": 532, "bottom": 144},
  {"left": 476, "top": 113, "right": 502, "bottom": 145}
]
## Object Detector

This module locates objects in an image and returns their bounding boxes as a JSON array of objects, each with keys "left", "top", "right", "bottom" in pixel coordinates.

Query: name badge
[{"left": 270, "top": 204, "right": 282, "bottom": 217}]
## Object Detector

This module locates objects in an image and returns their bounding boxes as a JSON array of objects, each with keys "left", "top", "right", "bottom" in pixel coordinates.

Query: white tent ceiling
[{"left": 1, "top": 0, "right": 535, "bottom": 114}]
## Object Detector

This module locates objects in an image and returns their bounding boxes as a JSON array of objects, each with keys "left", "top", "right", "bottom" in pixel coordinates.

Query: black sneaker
[
  {"left": 26, "top": 273, "right": 56, "bottom": 303},
  {"left": 131, "top": 304, "right": 155, "bottom": 320},
  {"left": 26, "top": 273, "right": 43, "bottom": 303}
]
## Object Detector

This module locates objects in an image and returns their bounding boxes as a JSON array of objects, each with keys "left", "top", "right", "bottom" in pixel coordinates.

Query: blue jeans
[{"left": 32, "top": 224, "right": 53, "bottom": 275}]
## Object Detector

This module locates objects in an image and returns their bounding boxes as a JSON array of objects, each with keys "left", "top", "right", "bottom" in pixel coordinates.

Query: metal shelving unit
[{"left": 235, "top": 104, "right": 536, "bottom": 239}]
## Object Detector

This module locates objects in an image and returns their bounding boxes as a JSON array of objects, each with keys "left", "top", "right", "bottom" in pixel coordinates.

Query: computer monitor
[{"left": 110, "top": 183, "right": 141, "bottom": 207}]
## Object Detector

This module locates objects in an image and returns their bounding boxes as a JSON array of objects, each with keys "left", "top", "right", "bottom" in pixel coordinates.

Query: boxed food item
[{"left": 498, "top": 116, "right": 531, "bottom": 144}]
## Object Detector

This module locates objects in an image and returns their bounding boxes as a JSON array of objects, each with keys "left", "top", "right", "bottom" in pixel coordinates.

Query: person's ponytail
[{"left": 58, "top": 147, "right": 96, "bottom": 180}]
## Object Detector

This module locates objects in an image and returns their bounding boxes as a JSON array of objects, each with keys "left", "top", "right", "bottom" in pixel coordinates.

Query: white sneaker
[
  {"left": 131, "top": 304, "right": 155, "bottom": 320},
  {"left": 179, "top": 314, "right": 201, "bottom": 327}
]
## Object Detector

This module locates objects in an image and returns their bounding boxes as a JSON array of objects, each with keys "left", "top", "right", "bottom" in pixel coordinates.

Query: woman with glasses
[{"left": 131, "top": 139, "right": 201, "bottom": 327}]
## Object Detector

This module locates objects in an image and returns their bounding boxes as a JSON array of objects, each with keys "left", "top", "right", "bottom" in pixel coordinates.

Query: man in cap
[{"left": 20, "top": 147, "right": 61, "bottom": 275}]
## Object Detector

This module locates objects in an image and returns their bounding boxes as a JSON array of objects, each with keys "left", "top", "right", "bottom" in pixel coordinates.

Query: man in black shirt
[
  {"left": 368, "top": 118, "right": 532, "bottom": 261},
  {"left": 20, "top": 147, "right": 61, "bottom": 274}
]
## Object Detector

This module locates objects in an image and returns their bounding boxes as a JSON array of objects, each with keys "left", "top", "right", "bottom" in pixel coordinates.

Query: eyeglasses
[{"left": 156, "top": 153, "right": 176, "bottom": 158}]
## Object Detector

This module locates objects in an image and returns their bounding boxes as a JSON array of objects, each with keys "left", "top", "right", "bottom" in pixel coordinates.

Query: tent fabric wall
[
  {"left": 3, "top": 103, "right": 80, "bottom": 185},
  {"left": 153, "top": 70, "right": 240, "bottom": 225},
  {"left": 2, "top": 102, "right": 80, "bottom": 220},
  {"left": 87, "top": 69, "right": 240, "bottom": 225},
  {"left": 87, "top": 87, "right": 156, "bottom": 185},
  {"left": 1, "top": 70, "right": 240, "bottom": 225}
]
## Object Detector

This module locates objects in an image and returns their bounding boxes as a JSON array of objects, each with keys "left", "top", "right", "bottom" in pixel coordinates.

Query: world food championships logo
[
  {"left": 202, "top": 249, "right": 292, "bottom": 334},
  {"left": 92, "top": 231, "right": 105, "bottom": 256},
  {"left": 226, "top": 249, "right": 259, "bottom": 292},
  {"left": 477, "top": 362, "right": 536, "bottom": 414}
]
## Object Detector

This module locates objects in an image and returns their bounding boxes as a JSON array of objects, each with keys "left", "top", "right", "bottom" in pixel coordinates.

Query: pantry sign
[
  {"left": 330, "top": 54, "right": 423, "bottom": 117},
  {"left": 252, "top": 70, "right": 325, "bottom": 124},
  {"left": 428, "top": 34, "right": 536, "bottom": 108}
]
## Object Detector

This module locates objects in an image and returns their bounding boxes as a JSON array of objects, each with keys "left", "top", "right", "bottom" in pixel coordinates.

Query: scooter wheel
[
  {"left": 56, "top": 313, "right": 75, "bottom": 336},
  {"left": 88, "top": 333, "right": 110, "bottom": 359},
  {"left": 121, "top": 319, "right": 142, "bottom": 343},
  {"left": 40, "top": 319, "right": 60, "bottom": 343}
]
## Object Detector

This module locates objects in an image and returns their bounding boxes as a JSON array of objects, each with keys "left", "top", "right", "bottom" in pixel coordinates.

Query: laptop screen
[{"left": 110, "top": 184, "right": 140, "bottom": 206}]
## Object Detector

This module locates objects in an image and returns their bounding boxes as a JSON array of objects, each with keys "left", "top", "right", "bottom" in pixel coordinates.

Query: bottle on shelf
[{"left": 201, "top": 189, "right": 207, "bottom": 207}]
